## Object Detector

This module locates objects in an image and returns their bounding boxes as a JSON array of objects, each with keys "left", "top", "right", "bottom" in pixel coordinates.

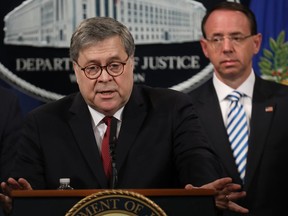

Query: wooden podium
[{"left": 11, "top": 188, "right": 217, "bottom": 215}]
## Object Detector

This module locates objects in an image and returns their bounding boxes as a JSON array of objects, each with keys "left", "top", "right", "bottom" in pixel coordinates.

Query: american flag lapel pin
[{"left": 265, "top": 106, "right": 274, "bottom": 112}]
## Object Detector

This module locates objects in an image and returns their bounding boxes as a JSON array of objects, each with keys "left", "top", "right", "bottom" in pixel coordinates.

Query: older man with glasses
[{"left": 0, "top": 16, "right": 248, "bottom": 215}]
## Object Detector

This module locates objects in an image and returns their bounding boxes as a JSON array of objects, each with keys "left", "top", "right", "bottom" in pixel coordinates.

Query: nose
[
  {"left": 222, "top": 37, "right": 234, "bottom": 52},
  {"left": 97, "top": 67, "right": 113, "bottom": 81}
]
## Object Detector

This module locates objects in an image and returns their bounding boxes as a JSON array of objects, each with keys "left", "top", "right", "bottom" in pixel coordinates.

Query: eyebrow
[
  {"left": 84, "top": 56, "right": 124, "bottom": 65},
  {"left": 210, "top": 32, "right": 246, "bottom": 37}
]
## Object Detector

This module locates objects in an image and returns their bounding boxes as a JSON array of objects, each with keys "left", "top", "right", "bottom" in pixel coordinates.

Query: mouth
[
  {"left": 96, "top": 85, "right": 117, "bottom": 97},
  {"left": 222, "top": 59, "right": 235, "bottom": 63},
  {"left": 99, "top": 90, "right": 114, "bottom": 95},
  {"left": 97, "top": 89, "right": 117, "bottom": 98},
  {"left": 221, "top": 59, "right": 238, "bottom": 66}
]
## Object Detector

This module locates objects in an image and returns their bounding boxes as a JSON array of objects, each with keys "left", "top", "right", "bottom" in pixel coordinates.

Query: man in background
[{"left": 190, "top": 2, "right": 288, "bottom": 215}]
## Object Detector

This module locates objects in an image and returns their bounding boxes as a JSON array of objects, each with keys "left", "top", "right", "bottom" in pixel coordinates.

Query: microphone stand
[{"left": 109, "top": 117, "right": 118, "bottom": 189}]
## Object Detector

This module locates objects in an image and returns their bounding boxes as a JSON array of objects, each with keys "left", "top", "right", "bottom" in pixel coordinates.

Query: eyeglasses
[
  {"left": 205, "top": 35, "right": 254, "bottom": 49},
  {"left": 75, "top": 56, "right": 129, "bottom": 79}
]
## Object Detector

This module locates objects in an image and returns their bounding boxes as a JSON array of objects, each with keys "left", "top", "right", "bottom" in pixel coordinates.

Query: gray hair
[{"left": 70, "top": 17, "right": 135, "bottom": 61}]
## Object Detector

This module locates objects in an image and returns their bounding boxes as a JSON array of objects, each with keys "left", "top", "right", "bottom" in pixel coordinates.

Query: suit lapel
[
  {"left": 67, "top": 89, "right": 147, "bottom": 188},
  {"left": 194, "top": 81, "right": 242, "bottom": 182},
  {"left": 115, "top": 86, "right": 147, "bottom": 174},
  {"left": 244, "top": 77, "right": 275, "bottom": 189},
  {"left": 68, "top": 93, "right": 108, "bottom": 188}
]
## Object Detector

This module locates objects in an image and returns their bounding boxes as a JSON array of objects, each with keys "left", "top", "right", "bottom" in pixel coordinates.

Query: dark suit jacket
[
  {"left": 0, "top": 86, "right": 22, "bottom": 182},
  {"left": 189, "top": 75, "right": 288, "bottom": 216},
  {"left": 12, "top": 85, "right": 222, "bottom": 190}
]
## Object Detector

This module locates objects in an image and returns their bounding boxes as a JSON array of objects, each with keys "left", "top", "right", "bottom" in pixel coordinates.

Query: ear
[
  {"left": 72, "top": 61, "right": 78, "bottom": 72},
  {"left": 72, "top": 61, "right": 80, "bottom": 83},
  {"left": 253, "top": 33, "right": 262, "bottom": 54},
  {"left": 129, "top": 56, "right": 135, "bottom": 70},
  {"left": 200, "top": 38, "right": 209, "bottom": 58}
]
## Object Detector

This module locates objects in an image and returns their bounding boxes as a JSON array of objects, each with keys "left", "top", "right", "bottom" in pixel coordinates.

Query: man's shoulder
[
  {"left": 0, "top": 86, "right": 18, "bottom": 99},
  {"left": 257, "top": 77, "right": 288, "bottom": 95},
  {"left": 135, "top": 84, "right": 189, "bottom": 97},
  {"left": 28, "top": 92, "right": 80, "bottom": 115},
  {"left": 187, "top": 79, "right": 212, "bottom": 99},
  {"left": 133, "top": 84, "right": 192, "bottom": 106},
  {"left": 0, "top": 86, "right": 21, "bottom": 112}
]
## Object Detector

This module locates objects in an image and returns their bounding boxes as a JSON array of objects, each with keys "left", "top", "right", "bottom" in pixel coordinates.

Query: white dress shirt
[
  {"left": 213, "top": 71, "right": 255, "bottom": 131},
  {"left": 88, "top": 105, "right": 123, "bottom": 153}
]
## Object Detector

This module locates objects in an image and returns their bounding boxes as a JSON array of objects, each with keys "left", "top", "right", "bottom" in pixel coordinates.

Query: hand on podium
[
  {"left": 185, "top": 177, "right": 249, "bottom": 214},
  {"left": 0, "top": 177, "right": 32, "bottom": 215}
]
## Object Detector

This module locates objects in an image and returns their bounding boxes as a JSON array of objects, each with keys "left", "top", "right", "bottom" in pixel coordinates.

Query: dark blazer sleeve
[
  {"left": 11, "top": 93, "right": 102, "bottom": 189},
  {"left": 167, "top": 89, "right": 223, "bottom": 186},
  {"left": 0, "top": 87, "right": 23, "bottom": 182},
  {"left": 117, "top": 86, "right": 223, "bottom": 187}
]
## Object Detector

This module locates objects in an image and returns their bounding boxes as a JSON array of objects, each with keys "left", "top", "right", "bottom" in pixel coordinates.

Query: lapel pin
[{"left": 265, "top": 106, "right": 273, "bottom": 112}]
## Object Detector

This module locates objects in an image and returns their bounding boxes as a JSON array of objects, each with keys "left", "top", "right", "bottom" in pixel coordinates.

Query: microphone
[{"left": 109, "top": 117, "right": 118, "bottom": 189}]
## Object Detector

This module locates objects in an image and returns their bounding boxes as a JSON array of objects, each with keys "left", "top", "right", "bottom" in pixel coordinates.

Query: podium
[{"left": 11, "top": 188, "right": 217, "bottom": 215}]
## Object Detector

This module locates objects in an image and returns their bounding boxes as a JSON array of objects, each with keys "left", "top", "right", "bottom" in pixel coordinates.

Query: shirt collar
[
  {"left": 88, "top": 105, "right": 124, "bottom": 128},
  {"left": 213, "top": 70, "right": 255, "bottom": 102}
]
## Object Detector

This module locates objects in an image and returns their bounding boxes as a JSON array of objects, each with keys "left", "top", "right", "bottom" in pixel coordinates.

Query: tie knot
[
  {"left": 227, "top": 91, "right": 244, "bottom": 102},
  {"left": 103, "top": 116, "right": 112, "bottom": 125}
]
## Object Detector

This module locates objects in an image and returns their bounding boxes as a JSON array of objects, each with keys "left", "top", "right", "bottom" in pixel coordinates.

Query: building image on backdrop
[{"left": 3, "top": 0, "right": 205, "bottom": 47}]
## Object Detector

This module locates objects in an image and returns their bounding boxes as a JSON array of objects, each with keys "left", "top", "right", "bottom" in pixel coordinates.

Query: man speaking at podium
[{"left": 0, "top": 17, "right": 247, "bottom": 215}]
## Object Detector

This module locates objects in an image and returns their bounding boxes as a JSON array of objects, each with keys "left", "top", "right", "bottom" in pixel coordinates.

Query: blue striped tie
[{"left": 226, "top": 91, "right": 249, "bottom": 181}]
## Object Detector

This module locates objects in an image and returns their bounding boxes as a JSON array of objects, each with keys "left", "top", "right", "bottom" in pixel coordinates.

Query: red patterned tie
[{"left": 101, "top": 116, "right": 112, "bottom": 179}]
